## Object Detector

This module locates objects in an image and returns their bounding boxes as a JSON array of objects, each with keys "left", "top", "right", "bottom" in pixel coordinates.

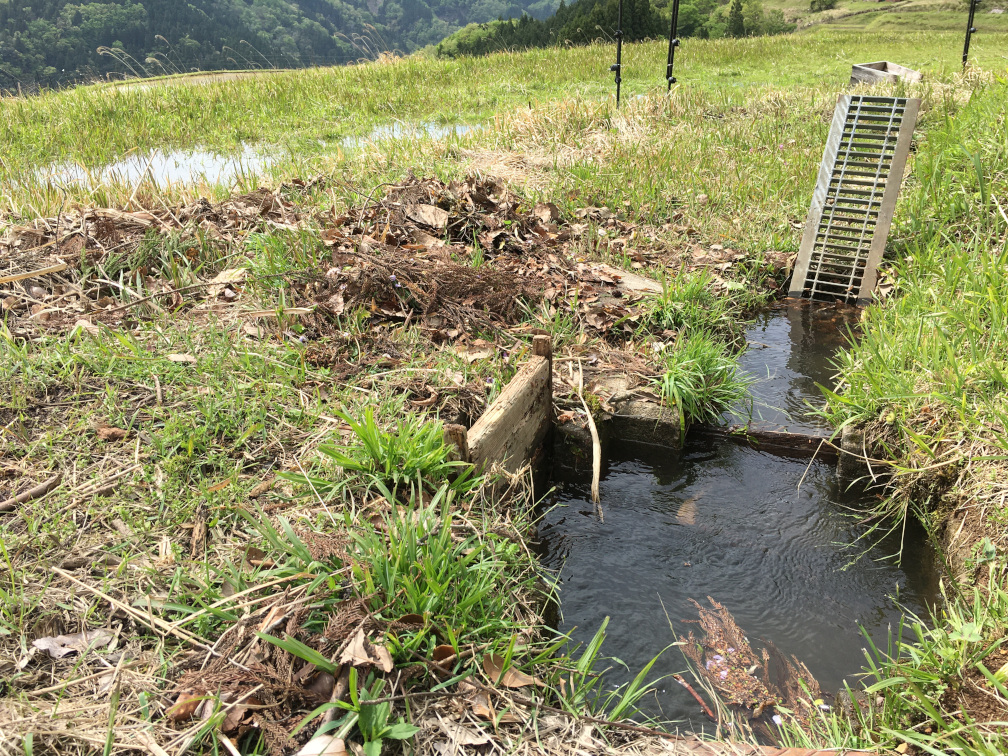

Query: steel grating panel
[{"left": 789, "top": 94, "right": 920, "bottom": 304}]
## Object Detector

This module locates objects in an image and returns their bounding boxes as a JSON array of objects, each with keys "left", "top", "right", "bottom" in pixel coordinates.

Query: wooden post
[
  {"left": 443, "top": 423, "right": 469, "bottom": 463},
  {"left": 532, "top": 334, "right": 552, "bottom": 384}
]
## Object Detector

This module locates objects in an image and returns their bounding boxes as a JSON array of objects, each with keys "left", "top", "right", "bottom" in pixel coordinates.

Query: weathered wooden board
[
  {"left": 467, "top": 337, "right": 552, "bottom": 473},
  {"left": 662, "top": 743, "right": 870, "bottom": 756},
  {"left": 690, "top": 426, "right": 839, "bottom": 462}
]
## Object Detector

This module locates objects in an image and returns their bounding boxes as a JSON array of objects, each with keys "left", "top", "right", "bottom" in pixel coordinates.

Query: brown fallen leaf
[
  {"left": 482, "top": 653, "right": 540, "bottom": 688},
  {"left": 221, "top": 701, "right": 248, "bottom": 735},
  {"left": 406, "top": 204, "right": 449, "bottom": 231},
  {"left": 459, "top": 681, "right": 495, "bottom": 722},
  {"left": 533, "top": 202, "right": 560, "bottom": 224},
  {"left": 167, "top": 690, "right": 204, "bottom": 722},
  {"left": 438, "top": 719, "right": 490, "bottom": 747},
  {"left": 432, "top": 644, "right": 456, "bottom": 669},
  {"left": 72, "top": 319, "right": 101, "bottom": 336},
  {"left": 207, "top": 267, "right": 247, "bottom": 297},
  {"left": 32, "top": 628, "right": 116, "bottom": 659},
  {"left": 339, "top": 628, "right": 394, "bottom": 672},
  {"left": 166, "top": 353, "right": 197, "bottom": 364}
]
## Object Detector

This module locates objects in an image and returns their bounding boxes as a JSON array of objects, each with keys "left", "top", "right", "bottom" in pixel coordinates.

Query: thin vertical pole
[
  {"left": 610, "top": 0, "right": 624, "bottom": 106},
  {"left": 666, "top": 0, "right": 681, "bottom": 90},
  {"left": 963, "top": 0, "right": 978, "bottom": 69}
]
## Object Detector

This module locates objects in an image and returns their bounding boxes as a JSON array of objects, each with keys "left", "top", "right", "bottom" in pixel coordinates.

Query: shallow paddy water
[
  {"left": 40, "top": 143, "right": 274, "bottom": 188},
  {"left": 540, "top": 302, "right": 941, "bottom": 729}
]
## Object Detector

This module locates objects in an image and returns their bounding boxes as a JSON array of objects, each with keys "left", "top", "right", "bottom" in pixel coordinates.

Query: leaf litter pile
[{"left": 1, "top": 174, "right": 794, "bottom": 755}]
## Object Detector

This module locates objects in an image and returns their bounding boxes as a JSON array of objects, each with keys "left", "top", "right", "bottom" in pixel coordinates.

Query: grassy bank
[
  {"left": 2, "top": 26, "right": 1008, "bottom": 756},
  {"left": 784, "top": 75, "right": 1008, "bottom": 756}
]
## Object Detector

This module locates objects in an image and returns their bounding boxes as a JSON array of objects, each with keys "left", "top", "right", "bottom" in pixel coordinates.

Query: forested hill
[
  {"left": 0, "top": 0, "right": 560, "bottom": 90},
  {"left": 435, "top": 0, "right": 795, "bottom": 58}
]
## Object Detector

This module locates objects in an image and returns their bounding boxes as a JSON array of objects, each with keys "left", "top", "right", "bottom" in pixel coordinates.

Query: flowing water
[{"left": 540, "top": 300, "right": 941, "bottom": 730}]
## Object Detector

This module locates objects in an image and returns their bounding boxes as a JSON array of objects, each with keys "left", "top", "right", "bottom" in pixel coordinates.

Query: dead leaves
[
  {"left": 95, "top": 425, "right": 129, "bottom": 442},
  {"left": 32, "top": 628, "right": 116, "bottom": 659},
  {"left": 406, "top": 203, "right": 450, "bottom": 231},
  {"left": 482, "top": 653, "right": 542, "bottom": 689},
  {"left": 340, "top": 628, "right": 394, "bottom": 673}
]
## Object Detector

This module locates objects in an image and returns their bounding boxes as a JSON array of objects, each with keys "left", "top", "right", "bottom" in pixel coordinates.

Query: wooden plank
[
  {"left": 643, "top": 736, "right": 871, "bottom": 755},
  {"left": 0, "top": 262, "right": 69, "bottom": 285},
  {"left": 689, "top": 426, "right": 839, "bottom": 462},
  {"left": 468, "top": 347, "right": 552, "bottom": 472}
]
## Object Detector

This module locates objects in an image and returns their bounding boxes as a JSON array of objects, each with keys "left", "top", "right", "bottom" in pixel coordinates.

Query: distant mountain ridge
[{"left": 0, "top": 0, "right": 560, "bottom": 89}]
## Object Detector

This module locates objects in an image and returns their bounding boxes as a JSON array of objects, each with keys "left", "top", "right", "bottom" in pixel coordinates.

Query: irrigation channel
[{"left": 539, "top": 299, "right": 942, "bottom": 730}]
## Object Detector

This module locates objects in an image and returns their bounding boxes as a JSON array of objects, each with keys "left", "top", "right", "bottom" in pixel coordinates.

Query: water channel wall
[{"left": 444, "top": 335, "right": 553, "bottom": 472}]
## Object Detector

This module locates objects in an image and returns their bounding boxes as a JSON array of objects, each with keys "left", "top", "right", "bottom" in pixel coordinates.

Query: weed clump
[
  {"left": 285, "top": 408, "right": 477, "bottom": 500},
  {"left": 654, "top": 331, "right": 753, "bottom": 437}
]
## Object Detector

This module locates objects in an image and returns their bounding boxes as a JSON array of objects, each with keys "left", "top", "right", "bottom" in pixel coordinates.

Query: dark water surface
[
  {"left": 540, "top": 302, "right": 940, "bottom": 730},
  {"left": 733, "top": 299, "right": 862, "bottom": 435}
]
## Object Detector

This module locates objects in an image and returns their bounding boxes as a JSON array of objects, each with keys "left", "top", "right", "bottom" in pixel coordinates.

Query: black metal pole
[
  {"left": 610, "top": 0, "right": 623, "bottom": 106},
  {"left": 665, "top": 0, "right": 681, "bottom": 90},
  {"left": 963, "top": 0, "right": 979, "bottom": 69}
]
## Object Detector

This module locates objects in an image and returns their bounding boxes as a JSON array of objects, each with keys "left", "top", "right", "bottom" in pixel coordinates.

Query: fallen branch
[
  {"left": 0, "top": 263, "right": 69, "bottom": 285},
  {"left": 0, "top": 473, "right": 62, "bottom": 513},
  {"left": 673, "top": 673, "right": 717, "bottom": 720}
]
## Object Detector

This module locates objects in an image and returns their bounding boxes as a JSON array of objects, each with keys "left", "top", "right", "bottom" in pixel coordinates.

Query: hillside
[
  {"left": 0, "top": 0, "right": 561, "bottom": 90},
  {"left": 435, "top": 0, "right": 1006, "bottom": 57}
]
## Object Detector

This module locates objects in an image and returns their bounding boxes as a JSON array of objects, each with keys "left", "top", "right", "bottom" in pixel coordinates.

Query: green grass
[
  {"left": 767, "top": 0, "right": 1008, "bottom": 32},
  {"left": 2, "top": 29, "right": 1006, "bottom": 219},
  {"left": 654, "top": 330, "right": 754, "bottom": 436},
  {"left": 779, "top": 564, "right": 1008, "bottom": 754}
]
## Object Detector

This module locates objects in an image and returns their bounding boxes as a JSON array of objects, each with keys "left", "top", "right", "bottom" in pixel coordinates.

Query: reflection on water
[
  {"left": 39, "top": 143, "right": 274, "bottom": 188},
  {"left": 541, "top": 439, "right": 940, "bottom": 730},
  {"left": 340, "top": 121, "right": 480, "bottom": 149},
  {"left": 733, "top": 299, "right": 862, "bottom": 435},
  {"left": 36, "top": 121, "right": 480, "bottom": 189}
]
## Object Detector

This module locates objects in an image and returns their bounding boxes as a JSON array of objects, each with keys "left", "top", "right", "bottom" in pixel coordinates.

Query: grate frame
[{"left": 789, "top": 94, "right": 920, "bottom": 305}]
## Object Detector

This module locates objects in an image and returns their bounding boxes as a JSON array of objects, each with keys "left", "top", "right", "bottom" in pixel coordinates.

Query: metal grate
[{"left": 789, "top": 94, "right": 920, "bottom": 304}]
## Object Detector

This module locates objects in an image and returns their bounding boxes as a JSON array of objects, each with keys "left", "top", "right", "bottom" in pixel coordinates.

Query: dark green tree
[{"left": 728, "top": 0, "right": 744, "bottom": 36}]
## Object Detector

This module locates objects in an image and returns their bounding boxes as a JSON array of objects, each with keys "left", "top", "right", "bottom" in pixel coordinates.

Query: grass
[
  {"left": 2, "top": 29, "right": 1007, "bottom": 222},
  {"left": 779, "top": 563, "right": 1008, "bottom": 754},
  {"left": 767, "top": 0, "right": 1008, "bottom": 31},
  {"left": 655, "top": 331, "right": 754, "bottom": 436}
]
